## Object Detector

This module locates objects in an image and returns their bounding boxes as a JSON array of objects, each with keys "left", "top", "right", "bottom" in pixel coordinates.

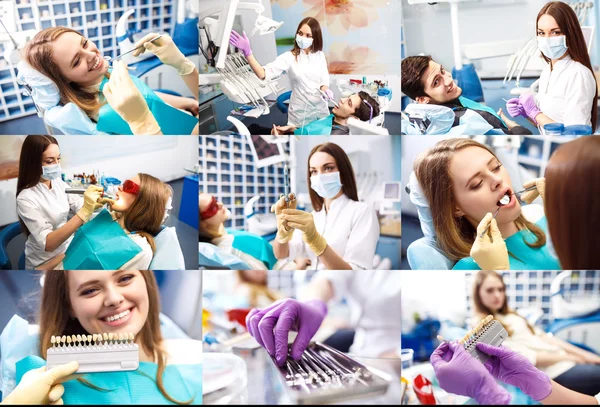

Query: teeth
[{"left": 104, "top": 309, "right": 130, "bottom": 322}]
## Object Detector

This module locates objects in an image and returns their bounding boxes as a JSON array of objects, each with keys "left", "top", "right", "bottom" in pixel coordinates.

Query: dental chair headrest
[
  {"left": 16, "top": 61, "right": 61, "bottom": 111},
  {"left": 406, "top": 171, "right": 436, "bottom": 238}
]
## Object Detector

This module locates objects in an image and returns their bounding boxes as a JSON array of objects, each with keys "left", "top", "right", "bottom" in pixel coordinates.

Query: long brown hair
[
  {"left": 544, "top": 136, "right": 600, "bottom": 269},
  {"left": 414, "top": 138, "right": 546, "bottom": 261},
  {"left": 16, "top": 135, "right": 59, "bottom": 236},
  {"left": 24, "top": 27, "right": 107, "bottom": 118},
  {"left": 537, "top": 1, "right": 598, "bottom": 129},
  {"left": 291, "top": 17, "right": 323, "bottom": 61},
  {"left": 122, "top": 173, "right": 173, "bottom": 253},
  {"left": 307, "top": 142, "right": 359, "bottom": 212},
  {"left": 39, "top": 270, "right": 191, "bottom": 404},
  {"left": 472, "top": 271, "right": 536, "bottom": 336}
]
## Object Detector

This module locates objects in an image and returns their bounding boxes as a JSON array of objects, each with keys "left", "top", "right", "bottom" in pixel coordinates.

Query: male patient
[
  {"left": 401, "top": 55, "right": 531, "bottom": 135},
  {"left": 248, "top": 91, "right": 380, "bottom": 135}
]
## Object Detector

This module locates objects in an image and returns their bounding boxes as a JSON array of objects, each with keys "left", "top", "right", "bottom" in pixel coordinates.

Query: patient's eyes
[
  {"left": 118, "top": 274, "right": 135, "bottom": 284},
  {"left": 471, "top": 180, "right": 483, "bottom": 190},
  {"left": 73, "top": 40, "right": 89, "bottom": 68}
]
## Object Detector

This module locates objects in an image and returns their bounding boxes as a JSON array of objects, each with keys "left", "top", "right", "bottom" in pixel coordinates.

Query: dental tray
[
  {"left": 47, "top": 332, "right": 139, "bottom": 373},
  {"left": 460, "top": 315, "right": 508, "bottom": 364},
  {"left": 270, "top": 341, "right": 391, "bottom": 405}
]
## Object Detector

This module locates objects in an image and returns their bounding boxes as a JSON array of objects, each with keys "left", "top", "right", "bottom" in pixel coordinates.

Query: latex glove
[
  {"left": 323, "top": 88, "right": 334, "bottom": 100},
  {"left": 133, "top": 33, "right": 195, "bottom": 76},
  {"left": 229, "top": 30, "right": 252, "bottom": 58},
  {"left": 270, "top": 194, "right": 297, "bottom": 243},
  {"left": 281, "top": 209, "right": 327, "bottom": 256},
  {"left": 245, "top": 298, "right": 327, "bottom": 366},
  {"left": 470, "top": 212, "right": 509, "bottom": 270},
  {"left": 519, "top": 93, "right": 541, "bottom": 124},
  {"left": 102, "top": 61, "right": 161, "bottom": 135},
  {"left": 430, "top": 341, "right": 511, "bottom": 405},
  {"left": 3, "top": 361, "right": 79, "bottom": 405},
  {"left": 477, "top": 343, "right": 552, "bottom": 401},
  {"left": 505, "top": 98, "right": 525, "bottom": 118},
  {"left": 76, "top": 185, "right": 105, "bottom": 223},
  {"left": 520, "top": 177, "right": 546, "bottom": 204},
  {"left": 97, "top": 197, "right": 116, "bottom": 207}
]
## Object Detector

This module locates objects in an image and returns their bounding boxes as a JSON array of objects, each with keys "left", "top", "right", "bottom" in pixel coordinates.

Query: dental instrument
[
  {"left": 478, "top": 199, "right": 505, "bottom": 239},
  {"left": 47, "top": 332, "right": 139, "bottom": 373},
  {"left": 318, "top": 89, "right": 339, "bottom": 108},
  {"left": 283, "top": 163, "right": 294, "bottom": 208},
  {"left": 458, "top": 315, "right": 508, "bottom": 364},
  {"left": 65, "top": 187, "right": 115, "bottom": 201},
  {"left": 105, "top": 34, "right": 163, "bottom": 65},
  {"left": 512, "top": 185, "right": 538, "bottom": 198}
]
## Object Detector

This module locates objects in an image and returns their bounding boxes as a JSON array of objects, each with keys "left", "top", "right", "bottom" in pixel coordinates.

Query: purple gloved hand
[
  {"left": 430, "top": 341, "right": 511, "bottom": 405},
  {"left": 476, "top": 343, "right": 552, "bottom": 401},
  {"left": 323, "top": 88, "right": 334, "bottom": 100},
  {"left": 505, "top": 98, "right": 525, "bottom": 118},
  {"left": 245, "top": 298, "right": 327, "bottom": 366},
  {"left": 519, "top": 93, "right": 541, "bottom": 124},
  {"left": 229, "top": 30, "right": 252, "bottom": 58}
]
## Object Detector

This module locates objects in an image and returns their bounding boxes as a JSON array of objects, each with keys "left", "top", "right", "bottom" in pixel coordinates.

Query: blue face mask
[
  {"left": 537, "top": 35, "right": 568, "bottom": 60},
  {"left": 41, "top": 163, "right": 62, "bottom": 181},
  {"left": 310, "top": 172, "right": 342, "bottom": 199},
  {"left": 296, "top": 35, "right": 313, "bottom": 50}
]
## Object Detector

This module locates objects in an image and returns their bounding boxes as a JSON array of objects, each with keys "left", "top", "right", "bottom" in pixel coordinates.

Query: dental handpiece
[
  {"left": 318, "top": 89, "right": 339, "bottom": 108},
  {"left": 65, "top": 188, "right": 115, "bottom": 200}
]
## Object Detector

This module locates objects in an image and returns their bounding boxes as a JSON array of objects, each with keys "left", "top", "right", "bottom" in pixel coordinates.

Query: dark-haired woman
[
  {"left": 229, "top": 17, "right": 332, "bottom": 127},
  {"left": 272, "top": 142, "right": 379, "bottom": 270},
  {"left": 16, "top": 135, "right": 105, "bottom": 269},
  {"left": 506, "top": 1, "right": 598, "bottom": 131}
]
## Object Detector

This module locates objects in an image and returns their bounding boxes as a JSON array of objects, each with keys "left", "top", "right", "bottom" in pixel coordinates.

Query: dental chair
[{"left": 0, "top": 222, "right": 25, "bottom": 270}]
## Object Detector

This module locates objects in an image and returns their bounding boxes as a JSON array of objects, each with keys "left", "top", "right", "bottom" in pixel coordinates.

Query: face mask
[
  {"left": 296, "top": 35, "right": 313, "bottom": 50},
  {"left": 310, "top": 172, "right": 342, "bottom": 199},
  {"left": 537, "top": 35, "right": 568, "bottom": 60},
  {"left": 41, "top": 163, "right": 61, "bottom": 181}
]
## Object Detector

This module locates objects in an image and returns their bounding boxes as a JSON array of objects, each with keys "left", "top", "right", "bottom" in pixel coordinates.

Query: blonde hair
[
  {"left": 122, "top": 173, "right": 173, "bottom": 253},
  {"left": 414, "top": 138, "right": 546, "bottom": 261},
  {"left": 39, "top": 271, "right": 192, "bottom": 404},
  {"left": 25, "top": 27, "right": 107, "bottom": 118}
]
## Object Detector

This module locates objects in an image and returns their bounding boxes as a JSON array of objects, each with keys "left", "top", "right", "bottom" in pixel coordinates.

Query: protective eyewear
[
  {"left": 122, "top": 179, "right": 140, "bottom": 195},
  {"left": 362, "top": 99, "right": 374, "bottom": 123},
  {"left": 201, "top": 196, "right": 219, "bottom": 220}
]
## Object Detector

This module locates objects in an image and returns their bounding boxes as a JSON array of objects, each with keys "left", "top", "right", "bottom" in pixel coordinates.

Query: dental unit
[{"left": 47, "top": 332, "right": 139, "bottom": 373}]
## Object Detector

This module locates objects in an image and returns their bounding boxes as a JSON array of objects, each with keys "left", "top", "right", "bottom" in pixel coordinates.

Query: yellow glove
[
  {"left": 3, "top": 361, "right": 79, "bottom": 405},
  {"left": 470, "top": 212, "right": 510, "bottom": 270},
  {"left": 76, "top": 185, "right": 105, "bottom": 223},
  {"left": 97, "top": 197, "right": 116, "bottom": 207},
  {"left": 133, "top": 33, "right": 196, "bottom": 76},
  {"left": 270, "top": 193, "right": 296, "bottom": 243},
  {"left": 102, "top": 61, "right": 161, "bottom": 135},
  {"left": 520, "top": 177, "right": 546, "bottom": 204},
  {"left": 281, "top": 209, "right": 327, "bottom": 256}
]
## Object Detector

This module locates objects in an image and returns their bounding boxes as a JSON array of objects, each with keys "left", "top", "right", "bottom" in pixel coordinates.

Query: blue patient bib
[
  {"left": 16, "top": 355, "right": 201, "bottom": 405},
  {"left": 294, "top": 114, "right": 334, "bottom": 136},
  {"left": 64, "top": 209, "right": 142, "bottom": 270},
  {"left": 97, "top": 73, "right": 198, "bottom": 135},
  {"left": 458, "top": 96, "right": 508, "bottom": 128},
  {"left": 227, "top": 229, "right": 278, "bottom": 269}
]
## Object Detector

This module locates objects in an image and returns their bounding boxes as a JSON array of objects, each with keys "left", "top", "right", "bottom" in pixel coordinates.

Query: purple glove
[
  {"left": 245, "top": 298, "right": 327, "bottom": 366},
  {"left": 430, "top": 341, "right": 511, "bottom": 405},
  {"left": 476, "top": 343, "right": 552, "bottom": 401},
  {"left": 323, "top": 88, "right": 334, "bottom": 100},
  {"left": 229, "top": 30, "right": 252, "bottom": 58},
  {"left": 519, "top": 93, "right": 541, "bottom": 124},
  {"left": 506, "top": 98, "right": 525, "bottom": 118}
]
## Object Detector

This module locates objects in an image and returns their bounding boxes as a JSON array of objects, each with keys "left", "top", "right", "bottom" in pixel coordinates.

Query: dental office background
[
  {"left": 401, "top": 0, "right": 600, "bottom": 131},
  {"left": 199, "top": 135, "right": 402, "bottom": 269},
  {"left": 199, "top": 0, "right": 403, "bottom": 133},
  {"left": 400, "top": 135, "right": 573, "bottom": 270},
  {"left": 0, "top": 0, "right": 200, "bottom": 134},
  {"left": 0, "top": 136, "right": 200, "bottom": 270}
]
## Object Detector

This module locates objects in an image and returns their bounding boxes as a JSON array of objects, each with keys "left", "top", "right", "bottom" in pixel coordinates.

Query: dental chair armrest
[{"left": 407, "top": 237, "right": 456, "bottom": 270}]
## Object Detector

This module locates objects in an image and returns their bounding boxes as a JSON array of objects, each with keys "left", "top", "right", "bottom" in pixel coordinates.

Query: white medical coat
[
  {"left": 535, "top": 55, "right": 597, "bottom": 127},
  {"left": 263, "top": 50, "right": 331, "bottom": 127},
  {"left": 16, "top": 179, "right": 83, "bottom": 269},
  {"left": 312, "top": 270, "right": 402, "bottom": 357},
  {"left": 288, "top": 194, "right": 380, "bottom": 270}
]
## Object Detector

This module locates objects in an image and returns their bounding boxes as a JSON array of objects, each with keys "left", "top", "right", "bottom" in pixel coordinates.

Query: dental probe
[
  {"left": 479, "top": 203, "right": 504, "bottom": 239},
  {"left": 106, "top": 34, "right": 163, "bottom": 64}
]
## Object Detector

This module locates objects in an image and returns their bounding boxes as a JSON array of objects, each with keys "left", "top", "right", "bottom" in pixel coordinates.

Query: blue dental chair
[
  {"left": 0, "top": 222, "right": 26, "bottom": 270},
  {"left": 276, "top": 91, "right": 292, "bottom": 114}
]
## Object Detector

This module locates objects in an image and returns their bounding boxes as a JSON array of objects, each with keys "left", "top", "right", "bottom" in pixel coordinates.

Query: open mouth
[
  {"left": 447, "top": 83, "right": 456, "bottom": 94},
  {"left": 497, "top": 188, "right": 516, "bottom": 208},
  {"left": 89, "top": 53, "right": 103, "bottom": 72},
  {"left": 101, "top": 307, "right": 133, "bottom": 326}
]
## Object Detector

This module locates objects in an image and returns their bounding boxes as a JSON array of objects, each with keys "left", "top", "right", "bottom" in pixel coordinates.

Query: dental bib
[
  {"left": 294, "top": 113, "right": 334, "bottom": 136},
  {"left": 97, "top": 71, "right": 198, "bottom": 135},
  {"left": 457, "top": 96, "right": 508, "bottom": 128},
  {"left": 63, "top": 209, "right": 142, "bottom": 270},
  {"left": 226, "top": 229, "right": 278, "bottom": 270}
]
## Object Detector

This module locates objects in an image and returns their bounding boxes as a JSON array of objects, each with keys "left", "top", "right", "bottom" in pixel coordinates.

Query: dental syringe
[{"left": 284, "top": 164, "right": 291, "bottom": 207}]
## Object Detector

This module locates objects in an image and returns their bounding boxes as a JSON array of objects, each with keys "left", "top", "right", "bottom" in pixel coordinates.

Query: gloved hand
[
  {"left": 76, "top": 185, "right": 105, "bottom": 223},
  {"left": 430, "top": 341, "right": 511, "bottom": 405},
  {"left": 97, "top": 197, "right": 116, "bottom": 207},
  {"left": 281, "top": 209, "right": 327, "bottom": 256},
  {"left": 476, "top": 343, "right": 552, "bottom": 401},
  {"left": 3, "top": 361, "right": 79, "bottom": 405},
  {"left": 323, "top": 88, "right": 334, "bottom": 100},
  {"left": 229, "top": 30, "right": 252, "bottom": 58},
  {"left": 102, "top": 61, "right": 161, "bottom": 135},
  {"left": 505, "top": 98, "right": 525, "bottom": 118},
  {"left": 271, "top": 194, "right": 297, "bottom": 243},
  {"left": 519, "top": 93, "right": 541, "bottom": 124},
  {"left": 471, "top": 212, "right": 509, "bottom": 270},
  {"left": 246, "top": 298, "right": 327, "bottom": 367},
  {"left": 520, "top": 177, "right": 546, "bottom": 204},
  {"left": 133, "top": 33, "right": 196, "bottom": 76}
]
